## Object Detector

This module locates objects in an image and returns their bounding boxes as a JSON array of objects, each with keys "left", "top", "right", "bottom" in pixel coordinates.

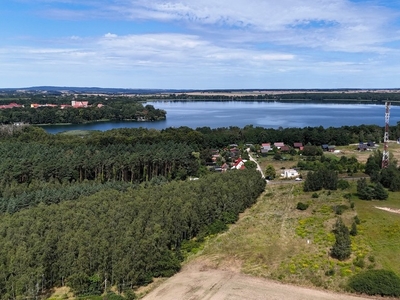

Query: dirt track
[{"left": 142, "top": 261, "right": 375, "bottom": 300}]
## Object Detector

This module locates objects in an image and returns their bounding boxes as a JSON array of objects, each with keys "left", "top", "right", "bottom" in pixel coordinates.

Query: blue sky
[{"left": 1, "top": 0, "right": 400, "bottom": 89}]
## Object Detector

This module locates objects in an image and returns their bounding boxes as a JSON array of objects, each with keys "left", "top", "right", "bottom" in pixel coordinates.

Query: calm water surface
[{"left": 42, "top": 102, "right": 399, "bottom": 134}]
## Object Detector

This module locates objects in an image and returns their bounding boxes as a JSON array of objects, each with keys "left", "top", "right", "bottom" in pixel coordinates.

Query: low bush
[
  {"left": 337, "top": 179, "right": 350, "bottom": 190},
  {"left": 348, "top": 269, "right": 400, "bottom": 297},
  {"left": 296, "top": 202, "right": 309, "bottom": 211},
  {"left": 312, "top": 193, "right": 319, "bottom": 198},
  {"left": 333, "top": 205, "right": 348, "bottom": 215}
]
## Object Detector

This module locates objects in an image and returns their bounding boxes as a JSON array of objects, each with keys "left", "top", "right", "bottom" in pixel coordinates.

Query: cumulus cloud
[
  {"left": 4, "top": 0, "right": 400, "bottom": 88},
  {"left": 36, "top": 0, "right": 400, "bottom": 53}
]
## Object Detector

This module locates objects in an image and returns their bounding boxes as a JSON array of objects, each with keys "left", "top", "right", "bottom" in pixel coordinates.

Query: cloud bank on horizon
[{"left": 1, "top": 0, "right": 400, "bottom": 89}]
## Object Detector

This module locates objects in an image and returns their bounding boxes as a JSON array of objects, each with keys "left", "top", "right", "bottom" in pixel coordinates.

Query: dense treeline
[
  {"left": 0, "top": 102, "right": 165, "bottom": 124},
  {"left": 0, "top": 181, "right": 134, "bottom": 214},
  {"left": 86, "top": 124, "right": 394, "bottom": 149},
  {"left": 0, "top": 141, "right": 198, "bottom": 186},
  {"left": 298, "top": 155, "right": 361, "bottom": 174},
  {"left": 0, "top": 170, "right": 265, "bottom": 299},
  {"left": 3, "top": 123, "right": 389, "bottom": 150},
  {"left": 151, "top": 92, "right": 400, "bottom": 102}
]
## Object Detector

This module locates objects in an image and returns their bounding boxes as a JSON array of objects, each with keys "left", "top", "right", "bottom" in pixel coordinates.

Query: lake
[{"left": 41, "top": 101, "right": 399, "bottom": 134}]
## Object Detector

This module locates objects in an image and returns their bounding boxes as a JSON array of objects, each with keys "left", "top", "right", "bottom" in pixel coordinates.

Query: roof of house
[
  {"left": 274, "top": 142, "right": 285, "bottom": 147},
  {"left": 293, "top": 142, "right": 303, "bottom": 148},
  {"left": 280, "top": 145, "right": 290, "bottom": 151},
  {"left": 261, "top": 143, "right": 271, "bottom": 147}
]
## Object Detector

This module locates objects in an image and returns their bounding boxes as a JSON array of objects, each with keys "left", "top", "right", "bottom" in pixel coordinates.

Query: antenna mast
[{"left": 382, "top": 101, "right": 390, "bottom": 169}]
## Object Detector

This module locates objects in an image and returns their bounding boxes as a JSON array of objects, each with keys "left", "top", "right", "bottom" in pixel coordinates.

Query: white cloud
[
  {"left": 3, "top": 0, "right": 400, "bottom": 88},
  {"left": 32, "top": 0, "right": 400, "bottom": 53},
  {"left": 104, "top": 0, "right": 398, "bottom": 53}
]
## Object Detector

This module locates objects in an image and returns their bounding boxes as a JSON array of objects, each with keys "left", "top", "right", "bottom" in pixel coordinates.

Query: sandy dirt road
[{"left": 142, "top": 261, "right": 375, "bottom": 300}]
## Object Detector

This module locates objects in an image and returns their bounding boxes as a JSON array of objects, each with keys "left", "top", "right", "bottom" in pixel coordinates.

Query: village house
[
  {"left": 231, "top": 158, "right": 246, "bottom": 170},
  {"left": 357, "top": 143, "right": 368, "bottom": 151},
  {"left": 280, "top": 145, "right": 290, "bottom": 152},
  {"left": 274, "top": 142, "right": 285, "bottom": 149},
  {"left": 281, "top": 169, "right": 300, "bottom": 178},
  {"left": 260, "top": 143, "right": 271, "bottom": 154},
  {"left": 293, "top": 142, "right": 304, "bottom": 150}
]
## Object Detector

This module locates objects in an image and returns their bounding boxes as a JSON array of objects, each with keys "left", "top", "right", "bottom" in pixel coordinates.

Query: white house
[{"left": 281, "top": 169, "right": 300, "bottom": 178}]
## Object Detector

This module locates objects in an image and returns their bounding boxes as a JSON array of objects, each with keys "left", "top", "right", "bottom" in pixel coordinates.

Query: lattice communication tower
[{"left": 382, "top": 101, "right": 390, "bottom": 169}]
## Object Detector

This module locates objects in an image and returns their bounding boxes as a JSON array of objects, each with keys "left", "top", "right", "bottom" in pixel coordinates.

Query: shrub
[
  {"left": 325, "top": 268, "right": 335, "bottom": 276},
  {"left": 296, "top": 202, "right": 309, "bottom": 211},
  {"left": 331, "top": 218, "right": 351, "bottom": 261},
  {"left": 343, "top": 193, "right": 352, "bottom": 200},
  {"left": 348, "top": 270, "right": 400, "bottom": 297},
  {"left": 354, "top": 215, "right": 361, "bottom": 225},
  {"left": 312, "top": 193, "right": 319, "bottom": 198},
  {"left": 350, "top": 221, "right": 358, "bottom": 236},
  {"left": 337, "top": 179, "right": 350, "bottom": 190},
  {"left": 353, "top": 257, "right": 365, "bottom": 268},
  {"left": 334, "top": 205, "right": 348, "bottom": 215}
]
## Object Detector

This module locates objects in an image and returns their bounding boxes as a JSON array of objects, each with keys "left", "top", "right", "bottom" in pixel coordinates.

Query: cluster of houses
[
  {"left": 0, "top": 101, "right": 103, "bottom": 110},
  {"left": 260, "top": 142, "right": 339, "bottom": 153},
  {"left": 260, "top": 142, "right": 304, "bottom": 154},
  {"left": 31, "top": 101, "right": 103, "bottom": 109},
  {"left": 212, "top": 145, "right": 247, "bottom": 172},
  {"left": 0, "top": 103, "right": 24, "bottom": 109}
]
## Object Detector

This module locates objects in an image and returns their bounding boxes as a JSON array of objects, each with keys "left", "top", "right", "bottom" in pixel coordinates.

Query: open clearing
[
  {"left": 143, "top": 181, "right": 398, "bottom": 300},
  {"left": 144, "top": 146, "right": 400, "bottom": 300}
]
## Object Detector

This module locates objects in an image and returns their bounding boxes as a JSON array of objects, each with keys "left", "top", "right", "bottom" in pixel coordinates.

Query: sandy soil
[
  {"left": 142, "top": 260, "right": 375, "bottom": 300},
  {"left": 375, "top": 206, "right": 400, "bottom": 214}
]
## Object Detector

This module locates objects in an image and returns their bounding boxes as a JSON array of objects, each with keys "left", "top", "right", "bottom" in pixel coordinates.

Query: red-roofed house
[
  {"left": 280, "top": 145, "right": 290, "bottom": 152},
  {"left": 293, "top": 142, "right": 304, "bottom": 150},
  {"left": 274, "top": 142, "right": 285, "bottom": 149},
  {"left": 0, "top": 103, "right": 23, "bottom": 109},
  {"left": 231, "top": 158, "right": 246, "bottom": 170},
  {"left": 261, "top": 143, "right": 271, "bottom": 153}
]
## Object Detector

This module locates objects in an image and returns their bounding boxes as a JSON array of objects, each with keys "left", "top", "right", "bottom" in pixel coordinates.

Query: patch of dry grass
[{"left": 198, "top": 183, "right": 375, "bottom": 291}]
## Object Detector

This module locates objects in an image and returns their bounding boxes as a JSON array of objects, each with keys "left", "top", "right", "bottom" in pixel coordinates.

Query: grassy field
[{"left": 196, "top": 181, "right": 400, "bottom": 292}]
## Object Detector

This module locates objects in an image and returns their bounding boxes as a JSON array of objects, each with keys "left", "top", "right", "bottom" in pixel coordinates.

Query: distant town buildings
[{"left": 0, "top": 103, "right": 23, "bottom": 109}]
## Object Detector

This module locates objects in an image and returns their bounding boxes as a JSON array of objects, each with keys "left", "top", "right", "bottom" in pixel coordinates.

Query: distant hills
[{"left": 0, "top": 86, "right": 194, "bottom": 95}]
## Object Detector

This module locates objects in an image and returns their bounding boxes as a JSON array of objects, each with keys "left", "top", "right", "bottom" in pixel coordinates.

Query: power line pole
[{"left": 382, "top": 101, "right": 390, "bottom": 169}]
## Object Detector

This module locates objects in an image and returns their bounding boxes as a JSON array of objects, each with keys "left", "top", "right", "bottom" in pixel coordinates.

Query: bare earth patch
[
  {"left": 142, "top": 259, "right": 374, "bottom": 300},
  {"left": 375, "top": 207, "right": 400, "bottom": 214}
]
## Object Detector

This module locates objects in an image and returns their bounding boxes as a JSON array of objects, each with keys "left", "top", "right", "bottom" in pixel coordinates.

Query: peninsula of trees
[{"left": 0, "top": 93, "right": 166, "bottom": 124}]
